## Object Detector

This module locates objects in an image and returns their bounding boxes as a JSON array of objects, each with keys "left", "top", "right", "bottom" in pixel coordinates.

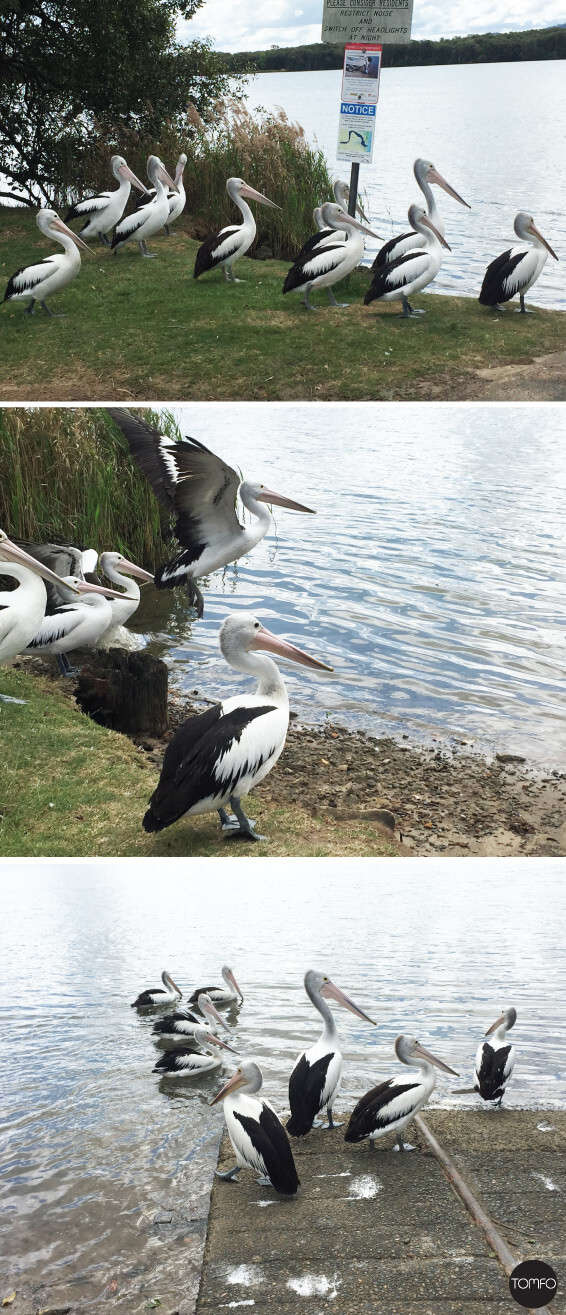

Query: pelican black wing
[
  {"left": 131, "top": 988, "right": 166, "bottom": 1007},
  {"left": 282, "top": 244, "right": 344, "bottom": 296},
  {"left": 344, "top": 1079, "right": 419, "bottom": 1141},
  {"left": 193, "top": 227, "right": 241, "bottom": 278},
  {"left": 372, "top": 232, "right": 412, "bottom": 269},
  {"left": 479, "top": 249, "right": 521, "bottom": 305},
  {"left": 364, "top": 250, "right": 426, "bottom": 305},
  {"left": 234, "top": 1104, "right": 300, "bottom": 1194},
  {"left": 287, "top": 1053, "right": 332, "bottom": 1136},
  {"left": 475, "top": 1043, "right": 513, "bottom": 1100}
]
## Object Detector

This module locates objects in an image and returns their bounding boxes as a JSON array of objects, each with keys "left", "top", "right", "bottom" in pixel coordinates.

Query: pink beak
[
  {"left": 422, "top": 214, "right": 451, "bottom": 250},
  {"left": 251, "top": 625, "right": 333, "bottom": 673},
  {"left": 210, "top": 1069, "right": 247, "bottom": 1104},
  {"left": 52, "top": 217, "right": 95, "bottom": 254},
  {"left": 257, "top": 487, "right": 315, "bottom": 514},
  {"left": 109, "top": 557, "right": 154, "bottom": 584},
  {"left": 200, "top": 995, "right": 232, "bottom": 1033},
  {"left": 413, "top": 1041, "right": 459, "bottom": 1076},
  {"left": 426, "top": 167, "right": 470, "bottom": 209},
  {"left": 239, "top": 183, "right": 281, "bottom": 210},
  {"left": 0, "top": 537, "right": 81, "bottom": 593},
  {"left": 75, "top": 580, "right": 126, "bottom": 600},
  {"left": 321, "top": 980, "right": 376, "bottom": 1024},
  {"left": 205, "top": 1032, "right": 238, "bottom": 1053},
  {"left": 485, "top": 1013, "right": 506, "bottom": 1036},
  {"left": 158, "top": 163, "right": 179, "bottom": 192},
  {"left": 341, "top": 212, "right": 383, "bottom": 241},
  {"left": 226, "top": 969, "right": 244, "bottom": 1001},
  {"left": 527, "top": 222, "right": 558, "bottom": 260},
  {"left": 118, "top": 162, "right": 150, "bottom": 194},
  {"left": 174, "top": 159, "right": 186, "bottom": 186}
]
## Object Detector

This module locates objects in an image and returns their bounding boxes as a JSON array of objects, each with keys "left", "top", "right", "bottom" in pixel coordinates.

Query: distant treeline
[{"left": 219, "top": 26, "right": 566, "bottom": 74}]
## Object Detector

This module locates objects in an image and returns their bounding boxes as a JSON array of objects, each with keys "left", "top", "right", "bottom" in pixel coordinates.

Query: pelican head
[
  {"left": 219, "top": 613, "right": 333, "bottom": 674},
  {"left": 514, "top": 212, "right": 558, "bottom": 259},
  {"left": 414, "top": 158, "right": 470, "bottom": 209},
  {"left": 192, "top": 1026, "right": 238, "bottom": 1054},
  {"left": 210, "top": 1059, "right": 263, "bottom": 1103},
  {"left": 198, "top": 992, "right": 233, "bottom": 1033},
  {"left": 333, "top": 179, "right": 368, "bottom": 222},
  {"left": 240, "top": 479, "right": 315, "bottom": 514},
  {"left": 221, "top": 965, "right": 244, "bottom": 1001},
  {"left": 162, "top": 970, "right": 182, "bottom": 994},
  {"left": 99, "top": 551, "right": 154, "bottom": 583},
  {"left": 62, "top": 575, "right": 126, "bottom": 601},
  {"left": 485, "top": 1006, "right": 517, "bottom": 1036},
  {"left": 36, "top": 208, "right": 95, "bottom": 253},
  {"left": 319, "top": 202, "right": 381, "bottom": 240},
  {"left": 0, "top": 531, "right": 81, "bottom": 592},
  {"left": 147, "top": 155, "right": 178, "bottom": 192},
  {"left": 408, "top": 204, "right": 451, "bottom": 250},
  {"left": 174, "top": 153, "right": 187, "bottom": 185},
  {"left": 110, "top": 155, "right": 149, "bottom": 194},
  {"left": 306, "top": 969, "right": 376, "bottom": 1024},
  {"left": 395, "top": 1034, "right": 459, "bottom": 1076},
  {"left": 227, "top": 177, "right": 281, "bottom": 210}
]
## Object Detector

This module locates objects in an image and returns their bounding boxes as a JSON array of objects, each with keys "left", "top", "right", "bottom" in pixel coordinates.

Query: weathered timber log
[{"left": 75, "top": 649, "right": 168, "bottom": 736}]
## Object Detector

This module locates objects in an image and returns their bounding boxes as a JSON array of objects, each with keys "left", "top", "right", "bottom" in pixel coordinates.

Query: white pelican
[
  {"left": 143, "top": 613, "right": 331, "bottom": 843},
  {"left": 10, "top": 539, "right": 99, "bottom": 595},
  {"left": 23, "top": 575, "right": 125, "bottom": 675},
  {"left": 287, "top": 970, "right": 375, "bottom": 1136},
  {"left": 373, "top": 158, "right": 469, "bottom": 269},
  {"left": 131, "top": 970, "right": 182, "bottom": 1008},
  {"left": 136, "top": 152, "right": 187, "bottom": 235},
  {"left": 474, "top": 1007, "right": 516, "bottom": 1105},
  {"left": 152, "top": 1027, "right": 236, "bottom": 1077},
  {"left": 0, "top": 532, "right": 79, "bottom": 703},
  {"left": 283, "top": 202, "right": 381, "bottom": 310},
  {"left": 96, "top": 551, "right": 154, "bottom": 649},
  {"left": 64, "top": 155, "right": 149, "bottom": 246},
  {"left": 2, "top": 209, "right": 92, "bottom": 316},
  {"left": 293, "top": 181, "right": 367, "bottom": 263},
  {"left": 364, "top": 204, "right": 450, "bottom": 317},
  {"left": 111, "top": 155, "right": 178, "bottom": 257},
  {"left": 152, "top": 992, "right": 232, "bottom": 1039},
  {"left": 193, "top": 177, "right": 280, "bottom": 282},
  {"left": 211, "top": 1060, "right": 300, "bottom": 1195},
  {"left": 188, "top": 968, "right": 243, "bottom": 1008},
  {"left": 106, "top": 408, "right": 315, "bottom": 617},
  {"left": 479, "top": 214, "right": 558, "bottom": 313},
  {"left": 344, "top": 1034, "right": 459, "bottom": 1152}
]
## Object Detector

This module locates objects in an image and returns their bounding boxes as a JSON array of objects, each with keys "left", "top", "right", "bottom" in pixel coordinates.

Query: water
[
  {"left": 1, "top": 858, "right": 565, "bottom": 1308},
  {"left": 132, "top": 403, "right": 566, "bottom": 767},
  {"left": 247, "top": 62, "right": 566, "bottom": 310}
]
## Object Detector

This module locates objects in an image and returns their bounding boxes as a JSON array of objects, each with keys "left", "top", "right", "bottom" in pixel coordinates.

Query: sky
[{"left": 179, "top": 0, "right": 565, "bottom": 52}]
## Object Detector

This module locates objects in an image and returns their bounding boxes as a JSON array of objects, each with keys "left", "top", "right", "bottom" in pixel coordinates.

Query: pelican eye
[{"left": 253, "top": 622, "right": 260, "bottom": 629}]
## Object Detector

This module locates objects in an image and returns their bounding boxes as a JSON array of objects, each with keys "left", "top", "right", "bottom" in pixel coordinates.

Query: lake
[
  {"left": 132, "top": 403, "right": 566, "bottom": 768},
  {"left": 1, "top": 858, "right": 565, "bottom": 1311},
  {"left": 247, "top": 62, "right": 566, "bottom": 310}
]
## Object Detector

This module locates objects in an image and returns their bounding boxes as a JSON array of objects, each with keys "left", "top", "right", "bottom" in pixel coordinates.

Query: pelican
[
  {"left": 344, "top": 1035, "right": 459, "bottom": 1152},
  {"left": 106, "top": 408, "right": 315, "bottom": 617},
  {"left": 111, "top": 155, "right": 178, "bottom": 257},
  {"left": 152, "top": 1028, "right": 236, "bottom": 1077},
  {"left": 143, "top": 613, "right": 332, "bottom": 843},
  {"left": 283, "top": 202, "right": 381, "bottom": 310},
  {"left": 479, "top": 214, "right": 558, "bottom": 313},
  {"left": 23, "top": 575, "right": 125, "bottom": 675},
  {"left": 373, "top": 158, "right": 469, "bottom": 269},
  {"left": 0, "top": 532, "right": 79, "bottom": 703},
  {"left": 136, "top": 152, "right": 187, "bottom": 235},
  {"left": 474, "top": 1007, "right": 517, "bottom": 1105},
  {"left": 364, "top": 204, "right": 450, "bottom": 317},
  {"left": 152, "top": 992, "right": 232, "bottom": 1040},
  {"left": 287, "top": 970, "right": 376, "bottom": 1136},
  {"left": 131, "top": 970, "right": 182, "bottom": 1008},
  {"left": 64, "top": 155, "right": 149, "bottom": 246},
  {"left": 10, "top": 538, "right": 99, "bottom": 595},
  {"left": 188, "top": 968, "right": 243, "bottom": 1008},
  {"left": 2, "top": 209, "right": 92, "bottom": 316},
  {"left": 193, "top": 177, "right": 280, "bottom": 282},
  {"left": 96, "top": 551, "right": 154, "bottom": 649},
  {"left": 211, "top": 1060, "right": 300, "bottom": 1195},
  {"left": 293, "top": 181, "right": 367, "bottom": 262}
]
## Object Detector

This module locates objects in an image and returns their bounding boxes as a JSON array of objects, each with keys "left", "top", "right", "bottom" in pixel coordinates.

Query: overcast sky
[{"left": 180, "top": 1, "right": 564, "bottom": 52}]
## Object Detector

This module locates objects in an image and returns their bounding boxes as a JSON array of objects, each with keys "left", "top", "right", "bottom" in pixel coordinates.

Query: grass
[
  {"left": 0, "top": 668, "right": 399, "bottom": 859},
  {"left": 1, "top": 210, "right": 564, "bottom": 401}
]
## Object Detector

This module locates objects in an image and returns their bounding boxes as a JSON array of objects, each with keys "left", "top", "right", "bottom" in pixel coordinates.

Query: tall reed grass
[{"left": 0, "top": 408, "right": 177, "bottom": 566}]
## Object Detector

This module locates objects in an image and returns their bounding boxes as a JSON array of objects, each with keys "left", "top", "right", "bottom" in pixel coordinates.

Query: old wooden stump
[{"left": 75, "top": 648, "right": 168, "bottom": 736}]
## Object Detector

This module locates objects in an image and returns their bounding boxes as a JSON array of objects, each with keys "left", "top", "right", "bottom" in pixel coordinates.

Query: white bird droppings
[
  {"left": 537, "top": 1121, "right": 556, "bottom": 1132},
  {"left": 347, "top": 1175, "right": 383, "bottom": 1200},
  {"left": 226, "top": 1265, "right": 264, "bottom": 1287},
  {"left": 286, "top": 1273, "right": 341, "bottom": 1298},
  {"left": 255, "top": 1199, "right": 278, "bottom": 1208},
  {"left": 533, "top": 1172, "right": 560, "bottom": 1191}
]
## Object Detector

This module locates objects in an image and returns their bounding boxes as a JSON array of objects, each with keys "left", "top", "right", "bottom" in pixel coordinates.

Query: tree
[{"left": 0, "top": 0, "right": 237, "bottom": 204}]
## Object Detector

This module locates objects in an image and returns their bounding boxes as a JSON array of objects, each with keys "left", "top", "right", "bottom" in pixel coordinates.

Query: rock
[
  {"left": 75, "top": 649, "right": 168, "bottom": 736},
  {"left": 496, "top": 753, "right": 527, "bottom": 764}
]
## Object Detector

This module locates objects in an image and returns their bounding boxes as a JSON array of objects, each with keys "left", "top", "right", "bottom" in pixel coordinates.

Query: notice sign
[
  {"left": 337, "top": 42, "right": 381, "bottom": 163},
  {"left": 322, "top": 0, "right": 413, "bottom": 45}
]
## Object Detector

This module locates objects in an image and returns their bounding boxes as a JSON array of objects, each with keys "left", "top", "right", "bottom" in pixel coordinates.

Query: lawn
[
  {"left": 1, "top": 210, "right": 564, "bottom": 401},
  {"left": 0, "top": 668, "right": 399, "bottom": 859}
]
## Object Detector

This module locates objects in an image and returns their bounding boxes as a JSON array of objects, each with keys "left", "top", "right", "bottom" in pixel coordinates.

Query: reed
[{"left": 0, "top": 407, "right": 177, "bottom": 565}]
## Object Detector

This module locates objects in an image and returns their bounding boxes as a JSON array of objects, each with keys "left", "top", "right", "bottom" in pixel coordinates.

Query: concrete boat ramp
[{"left": 196, "top": 1110, "right": 565, "bottom": 1315}]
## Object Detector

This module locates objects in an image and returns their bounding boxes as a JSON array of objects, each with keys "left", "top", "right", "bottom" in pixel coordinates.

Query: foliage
[{"left": 218, "top": 26, "right": 566, "bottom": 73}]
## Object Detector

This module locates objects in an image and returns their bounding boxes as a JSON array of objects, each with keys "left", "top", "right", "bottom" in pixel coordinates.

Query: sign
[
  {"left": 337, "top": 42, "right": 381, "bottom": 164},
  {"left": 322, "top": 0, "right": 414, "bottom": 45}
]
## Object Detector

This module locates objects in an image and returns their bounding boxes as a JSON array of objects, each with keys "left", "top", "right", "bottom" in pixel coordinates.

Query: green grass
[
  {"left": 1, "top": 211, "right": 564, "bottom": 401},
  {"left": 0, "top": 668, "right": 399, "bottom": 858}
]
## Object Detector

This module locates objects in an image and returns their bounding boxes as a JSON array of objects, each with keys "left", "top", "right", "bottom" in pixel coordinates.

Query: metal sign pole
[{"left": 348, "top": 162, "right": 360, "bottom": 217}]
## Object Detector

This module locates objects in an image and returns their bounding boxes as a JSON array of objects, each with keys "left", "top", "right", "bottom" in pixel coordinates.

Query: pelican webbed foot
[
  {"left": 24, "top": 299, "right": 36, "bottom": 315},
  {"left": 164, "top": 224, "right": 171, "bottom": 236},
  {"left": 56, "top": 654, "right": 78, "bottom": 677},
  {"left": 401, "top": 297, "right": 417, "bottom": 318},
  {"left": 225, "top": 797, "right": 266, "bottom": 842},
  {"left": 327, "top": 289, "right": 349, "bottom": 309},
  {"left": 516, "top": 296, "right": 533, "bottom": 313},
  {"left": 256, "top": 1175, "right": 272, "bottom": 1186},
  {"left": 139, "top": 241, "right": 157, "bottom": 258},
  {"left": 40, "top": 300, "right": 65, "bottom": 316},
  {"left": 393, "top": 1135, "right": 415, "bottom": 1152},
  {"left": 100, "top": 233, "right": 111, "bottom": 247},
  {"left": 216, "top": 1165, "right": 240, "bottom": 1181}
]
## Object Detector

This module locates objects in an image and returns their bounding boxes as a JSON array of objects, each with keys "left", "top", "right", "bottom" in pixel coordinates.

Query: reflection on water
[
  {"left": 248, "top": 63, "right": 566, "bottom": 310},
  {"left": 130, "top": 404, "right": 566, "bottom": 766},
  {"left": 1, "top": 859, "right": 565, "bottom": 1307}
]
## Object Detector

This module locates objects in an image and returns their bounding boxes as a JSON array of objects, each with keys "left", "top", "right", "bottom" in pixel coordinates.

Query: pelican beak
[
  {"left": 257, "top": 487, "right": 316, "bottom": 514},
  {"left": 421, "top": 214, "right": 451, "bottom": 250},
  {"left": 251, "top": 625, "right": 333, "bottom": 673},
  {"left": 204, "top": 999, "right": 233, "bottom": 1033},
  {"left": 210, "top": 1069, "right": 247, "bottom": 1104},
  {"left": 0, "top": 537, "right": 81, "bottom": 593},
  {"left": 426, "top": 167, "right": 470, "bottom": 209},
  {"left": 75, "top": 580, "right": 127, "bottom": 600},
  {"left": 52, "top": 217, "right": 95, "bottom": 254},
  {"left": 321, "top": 980, "right": 376, "bottom": 1025},
  {"left": 206, "top": 1032, "right": 239, "bottom": 1053},
  {"left": 485, "top": 1013, "right": 506, "bottom": 1036},
  {"left": 239, "top": 183, "right": 281, "bottom": 210},
  {"left": 227, "top": 970, "right": 244, "bottom": 1002},
  {"left": 413, "top": 1042, "right": 459, "bottom": 1076},
  {"left": 110, "top": 557, "right": 154, "bottom": 584},
  {"left": 157, "top": 164, "right": 178, "bottom": 192},
  {"left": 174, "top": 159, "right": 186, "bottom": 186},
  {"left": 526, "top": 222, "right": 558, "bottom": 260},
  {"left": 119, "top": 163, "right": 151, "bottom": 194},
  {"left": 341, "top": 213, "right": 383, "bottom": 240}
]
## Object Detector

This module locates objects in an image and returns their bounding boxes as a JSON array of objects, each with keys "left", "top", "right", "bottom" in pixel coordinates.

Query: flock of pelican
[
  {"left": 132, "top": 965, "right": 517, "bottom": 1196},
  {"left": 1, "top": 152, "right": 559, "bottom": 317}
]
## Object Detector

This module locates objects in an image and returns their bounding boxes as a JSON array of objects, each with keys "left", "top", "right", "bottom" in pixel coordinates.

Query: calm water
[
  {"left": 248, "top": 62, "right": 566, "bottom": 309},
  {"left": 1, "top": 859, "right": 565, "bottom": 1308},
  {"left": 131, "top": 403, "right": 566, "bottom": 767}
]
